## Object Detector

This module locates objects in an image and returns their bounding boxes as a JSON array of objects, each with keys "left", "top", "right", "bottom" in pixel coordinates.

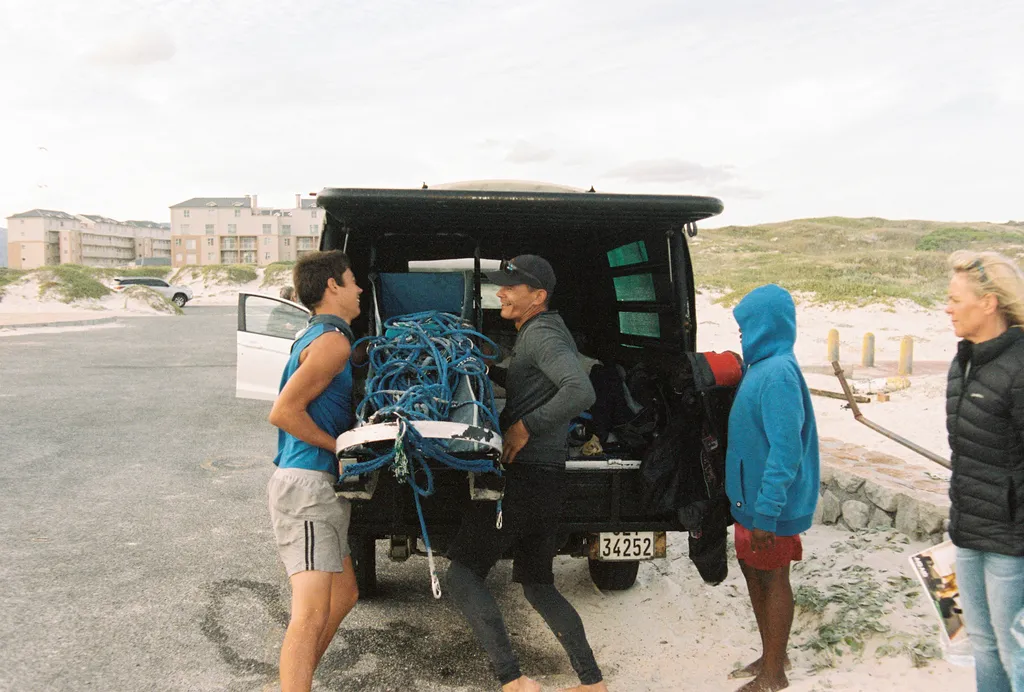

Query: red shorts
[{"left": 734, "top": 523, "right": 803, "bottom": 571}]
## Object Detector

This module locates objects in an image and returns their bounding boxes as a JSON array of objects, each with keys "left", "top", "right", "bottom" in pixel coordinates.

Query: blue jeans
[
  {"left": 957, "top": 547, "right": 1024, "bottom": 692},
  {"left": 1012, "top": 606, "right": 1024, "bottom": 692}
]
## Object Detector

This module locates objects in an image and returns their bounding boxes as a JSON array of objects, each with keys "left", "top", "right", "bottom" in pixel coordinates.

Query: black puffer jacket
[{"left": 946, "top": 327, "right": 1024, "bottom": 556}]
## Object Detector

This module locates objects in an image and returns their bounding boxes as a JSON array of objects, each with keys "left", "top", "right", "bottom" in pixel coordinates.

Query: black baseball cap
[{"left": 486, "top": 255, "right": 556, "bottom": 293}]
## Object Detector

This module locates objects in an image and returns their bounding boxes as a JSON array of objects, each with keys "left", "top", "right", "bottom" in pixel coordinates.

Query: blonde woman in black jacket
[{"left": 945, "top": 250, "right": 1024, "bottom": 692}]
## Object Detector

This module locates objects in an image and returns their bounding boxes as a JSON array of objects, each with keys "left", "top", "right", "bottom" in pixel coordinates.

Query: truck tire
[
  {"left": 172, "top": 293, "right": 188, "bottom": 307},
  {"left": 588, "top": 558, "right": 640, "bottom": 591},
  {"left": 350, "top": 536, "right": 378, "bottom": 598}
]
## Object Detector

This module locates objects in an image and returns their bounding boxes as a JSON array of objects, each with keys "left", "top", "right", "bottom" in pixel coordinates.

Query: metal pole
[{"left": 831, "top": 360, "right": 951, "bottom": 469}]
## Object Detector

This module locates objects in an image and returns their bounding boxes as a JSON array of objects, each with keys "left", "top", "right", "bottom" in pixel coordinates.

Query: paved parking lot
[{"left": 0, "top": 308, "right": 570, "bottom": 692}]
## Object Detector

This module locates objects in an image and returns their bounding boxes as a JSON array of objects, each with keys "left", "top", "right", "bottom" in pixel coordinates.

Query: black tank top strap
[{"left": 307, "top": 314, "right": 355, "bottom": 345}]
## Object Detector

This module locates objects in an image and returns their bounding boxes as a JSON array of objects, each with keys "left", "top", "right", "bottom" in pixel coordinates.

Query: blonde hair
[{"left": 949, "top": 250, "right": 1024, "bottom": 328}]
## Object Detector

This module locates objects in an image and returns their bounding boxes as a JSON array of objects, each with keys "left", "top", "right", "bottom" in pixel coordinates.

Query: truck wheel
[
  {"left": 172, "top": 293, "right": 188, "bottom": 307},
  {"left": 588, "top": 558, "right": 640, "bottom": 591},
  {"left": 350, "top": 536, "right": 378, "bottom": 598}
]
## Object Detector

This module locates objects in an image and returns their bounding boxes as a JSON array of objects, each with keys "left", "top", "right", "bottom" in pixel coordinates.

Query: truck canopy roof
[
  {"left": 316, "top": 187, "right": 723, "bottom": 245},
  {"left": 316, "top": 185, "right": 723, "bottom": 360}
]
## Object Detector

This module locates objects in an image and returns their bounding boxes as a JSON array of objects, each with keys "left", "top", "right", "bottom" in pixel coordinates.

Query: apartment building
[
  {"left": 168, "top": 194, "right": 322, "bottom": 267},
  {"left": 125, "top": 220, "right": 175, "bottom": 264},
  {"left": 4, "top": 209, "right": 171, "bottom": 269}
]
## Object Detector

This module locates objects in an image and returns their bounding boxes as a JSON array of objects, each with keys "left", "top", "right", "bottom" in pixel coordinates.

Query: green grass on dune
[{"left": 693, "top": 217, "right": 1024, "bottom": 305}]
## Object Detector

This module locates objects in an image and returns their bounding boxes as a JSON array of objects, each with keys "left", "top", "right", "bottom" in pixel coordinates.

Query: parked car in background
[{"left": 112, "top": 277, "right": 193, "bottom": 307}]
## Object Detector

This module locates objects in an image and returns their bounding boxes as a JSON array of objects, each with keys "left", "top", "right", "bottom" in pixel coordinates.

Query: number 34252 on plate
[{"left": 590, "top": 532, "right": 667, "bottom": 561}]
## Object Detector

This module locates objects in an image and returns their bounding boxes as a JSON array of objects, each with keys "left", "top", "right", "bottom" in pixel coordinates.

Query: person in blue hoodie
[{"left": 725, "top": 284, "right": 820, "bottom": 692}]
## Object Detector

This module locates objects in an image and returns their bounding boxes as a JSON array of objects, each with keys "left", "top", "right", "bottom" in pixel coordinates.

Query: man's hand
[
  {"left": 501, "top": 420, "right": 530, "bottom": 465},
  {"left": 351, "top": 340, "right": 371, "bottom": 367},
  {"left": 751, "top": 528, "right": 776, "bottom": 553}
]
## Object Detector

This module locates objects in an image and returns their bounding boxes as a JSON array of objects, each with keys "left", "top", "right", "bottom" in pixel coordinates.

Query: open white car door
[{"left": 236, "top": 292, "right": 310, "bottom": 400}]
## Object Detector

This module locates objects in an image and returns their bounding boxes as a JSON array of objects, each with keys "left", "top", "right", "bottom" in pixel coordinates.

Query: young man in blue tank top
[{"left": 267, "top": 250, "right": 362, "bottom": 692}]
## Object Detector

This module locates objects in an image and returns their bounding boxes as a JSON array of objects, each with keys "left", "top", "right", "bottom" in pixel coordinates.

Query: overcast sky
[{"left": 1, "top": 0, "right": 1021, "bottom": 228}]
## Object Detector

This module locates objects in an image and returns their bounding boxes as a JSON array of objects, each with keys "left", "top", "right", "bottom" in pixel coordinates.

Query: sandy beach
[
  {"left": 1, "top": 273, "right": 972, "bottom": 689},
  {"left": 695, "top": 292, "right": 954, "bottom": 476},
  {"left": 538, "top": 524, "right": 973, "bottom": 691},
  {"left": 0, "top": 268, "right": 282, "bottom": 326}
]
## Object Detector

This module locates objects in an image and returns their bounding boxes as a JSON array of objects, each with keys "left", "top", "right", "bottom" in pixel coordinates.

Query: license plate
[{"left": 595, "top": 532, "right": 657, "bottom": 561}]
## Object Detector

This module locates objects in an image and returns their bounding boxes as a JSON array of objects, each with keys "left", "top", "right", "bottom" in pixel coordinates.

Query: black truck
[{"left": 236, "top": 181, "right": 735, "bottom": 597}]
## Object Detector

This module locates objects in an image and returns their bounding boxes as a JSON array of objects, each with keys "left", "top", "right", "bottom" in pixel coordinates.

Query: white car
[
  {"left": 112, "top": 277, "right": 194, "bottom": 307},
  {"left": 235, "top": 292, "right": 309, "bottom": 399}
]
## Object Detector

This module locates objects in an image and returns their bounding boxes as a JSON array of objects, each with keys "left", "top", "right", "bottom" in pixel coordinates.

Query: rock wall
[{"left": 813, "top": 438, "right": 950, "bottom": 543}]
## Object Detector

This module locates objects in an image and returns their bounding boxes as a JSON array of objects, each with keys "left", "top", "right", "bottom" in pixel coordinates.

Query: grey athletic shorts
[{"left": 267, "top": 467, "right": 351, "bottom": 576}]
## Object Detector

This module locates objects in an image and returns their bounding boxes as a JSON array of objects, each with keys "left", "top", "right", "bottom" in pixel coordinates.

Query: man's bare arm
[{"left": 268, "top": 331, "right": 351, "bottom": 452}]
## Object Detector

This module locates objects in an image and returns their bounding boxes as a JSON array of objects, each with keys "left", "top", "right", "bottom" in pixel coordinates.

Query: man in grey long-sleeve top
[
  {"left": 446, "top": 255, "right": 608, "bottom": 692},
  {"left": 492, "top": 302, "right": 596, "bottom": 469}
]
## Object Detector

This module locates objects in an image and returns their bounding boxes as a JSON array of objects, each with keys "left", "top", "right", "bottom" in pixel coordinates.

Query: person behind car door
[
  {"left": 267, "top": 251, "right": 363, "bottom": 692},
  {"left": 725, "top": 283, "right": 819, "bottom": 692},
  {"left": 945, "top": 250, "right": 1024, "bottom": 692},
  {"left": 267, "top": 285, "right": 302, "bottom": 338},
  {"left": 444, "top": 254, "right": 607, "bottom": 692}
]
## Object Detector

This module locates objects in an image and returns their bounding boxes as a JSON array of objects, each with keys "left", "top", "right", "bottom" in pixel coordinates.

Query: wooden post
[
  {"left": 862, "top": 332, "right": 875, "bottom": 368},
  {"left": 827, "top": 329, "right": 840, "bottom": 363},
  {"left": 898, "top": 336, "right": 914, "bottom": 375}
]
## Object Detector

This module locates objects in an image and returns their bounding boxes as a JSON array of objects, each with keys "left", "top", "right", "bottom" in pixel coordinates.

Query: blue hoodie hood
[{"left": 733, "top": 284, "right": 797, "bottom": 366}]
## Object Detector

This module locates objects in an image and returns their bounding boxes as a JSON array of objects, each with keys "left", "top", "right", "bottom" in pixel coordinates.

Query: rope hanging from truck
[{"left": 341, "top": 311, "right": 503, "bottom": 598}]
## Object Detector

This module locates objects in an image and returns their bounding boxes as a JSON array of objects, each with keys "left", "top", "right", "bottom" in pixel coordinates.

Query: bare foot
[
  {"left": 502, "top": 676, "right": 541, "bottom": 692},
  {"left": 558, "top": 683, "right": 609, "bottom": 692},
  {"left": 736, "top": 672, "right": 789, "bottom": 692},
  {"left": 728, "top": 656, "right": 791, "bottom": 679}
]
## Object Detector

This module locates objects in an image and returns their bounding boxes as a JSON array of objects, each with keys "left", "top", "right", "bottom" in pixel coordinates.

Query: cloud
[
  {"left": 85, "top": 28, "right": 177, "bottom": 67},
  {"left": 504, "top": 139, "right": 555, "bottom": 164},
  {"left": 603, "top": 158, "right": 735, "bottom": 185},
  {"left": 714, "top": 183, "right": 765, "bottom": 200}
]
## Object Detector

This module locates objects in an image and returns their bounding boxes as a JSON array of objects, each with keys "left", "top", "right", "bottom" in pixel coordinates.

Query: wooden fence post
[
  {"left": 862, "top": 332, "right": 875, "bottom": 367},
  {"left": 898, "top": 336, "right": 914, "bottom": 376},
  {"left": 827, "top": 329, "right": 840, "bottom": 363}
]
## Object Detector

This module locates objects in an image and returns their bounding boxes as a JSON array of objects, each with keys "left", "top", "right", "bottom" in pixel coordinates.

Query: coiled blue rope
[{"left": 341, "top": 311, "right": 504, "bottom": 597}]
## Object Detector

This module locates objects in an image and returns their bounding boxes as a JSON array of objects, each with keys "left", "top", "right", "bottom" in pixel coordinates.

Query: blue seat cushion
[{"left": 377, "top": 272, "right": 465, "bottom": 321}]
